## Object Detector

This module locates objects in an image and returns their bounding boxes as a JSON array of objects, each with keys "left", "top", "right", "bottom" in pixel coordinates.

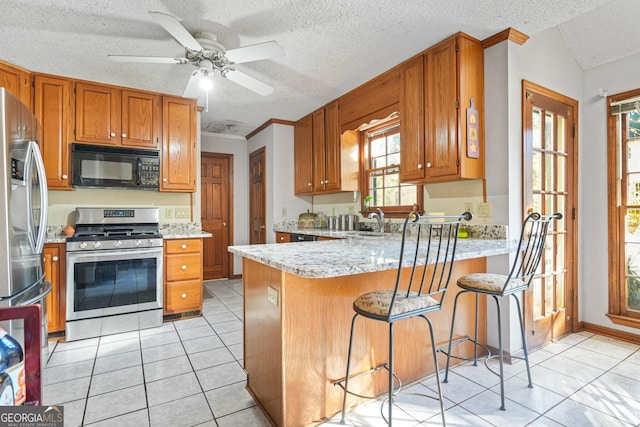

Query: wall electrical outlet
[
  {"left": 477, "top": 202, "right": 492, "bottom": 218},
  {"left": 175, "top": 207, "right": 190, "bottom": 219},
  {"left": 281, "top": 207, "right": 287, "bottom": 217},
  {"left": 267, "top": 286, "right": 279, "bottom": 306},
  {"left": 165, "top": 207, "right": 173, "bottom": 219}
]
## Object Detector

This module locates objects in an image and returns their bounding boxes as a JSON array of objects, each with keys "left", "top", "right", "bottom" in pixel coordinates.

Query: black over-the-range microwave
[{"left": 71, "top": 143, "right": 160, "bottom": 190}]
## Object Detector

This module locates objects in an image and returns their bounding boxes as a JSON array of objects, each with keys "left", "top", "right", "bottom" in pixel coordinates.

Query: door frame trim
[{"left": 521, "top": 79, "right": 580, "bottom": 336}]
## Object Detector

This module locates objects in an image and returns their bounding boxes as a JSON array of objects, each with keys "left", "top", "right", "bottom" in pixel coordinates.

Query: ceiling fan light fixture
[{"left": 199, "top": 70, "right": 214, "bottom": 91}]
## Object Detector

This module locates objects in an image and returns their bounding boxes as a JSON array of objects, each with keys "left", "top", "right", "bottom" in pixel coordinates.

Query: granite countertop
[
  {"left": 229, "top": 235, "right": 513, "bottom": 279},
  {"left": 161, "top": 231, "right": 212, "bottom": 239},
  {"left": 45, "top": 223, "right": 211, "bottom": 244}
]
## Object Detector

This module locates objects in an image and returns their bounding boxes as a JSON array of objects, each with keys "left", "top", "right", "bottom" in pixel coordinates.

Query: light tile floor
[{"left": 43, "top": 279, "right": 640, "bottom": 426}]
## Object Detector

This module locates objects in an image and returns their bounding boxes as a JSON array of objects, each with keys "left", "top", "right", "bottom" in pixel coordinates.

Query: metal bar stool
[
  {"left": 337, "top": 211, "right": 472, "bottom": 426},
  {"left": 440, "top": 212, "right": 562, "bottom": 410}
]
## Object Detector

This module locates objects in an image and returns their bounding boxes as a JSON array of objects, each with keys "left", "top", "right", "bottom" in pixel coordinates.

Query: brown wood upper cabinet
[
  {"left": 34, "top": 74, "right": 73, "bottom": 190},
  {"left": 0, "top": 60, "right": 31, "bottom": 108},
  {"left": 75, "top": 81, "right": 161, "bottom": 149},
  {"left": 161, "top": 96, "right": 197, "bottom": 192},
  {"left": 294, "top": 113, "right": 314, "bottom": 194},
  {"left": 400, "top": 33, "right": 484, "bottom": 183},
  {"left": 294, "top": 100, "right": 359, "bottom": 195}
]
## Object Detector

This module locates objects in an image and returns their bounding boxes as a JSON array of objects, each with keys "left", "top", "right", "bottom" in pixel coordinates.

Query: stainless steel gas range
[{"left": 65, "top": 207, "right": 163, "bottom": 341}]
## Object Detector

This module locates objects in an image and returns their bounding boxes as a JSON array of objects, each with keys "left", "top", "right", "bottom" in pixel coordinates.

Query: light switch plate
[{"left": 267, "top": 286, "right": 279, "bottom": 306}]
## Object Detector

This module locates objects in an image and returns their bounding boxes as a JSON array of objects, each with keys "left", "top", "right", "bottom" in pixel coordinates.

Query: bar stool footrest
[
  {"left": 438, "top": 335, "right": 492, "bottom": 364},
  {"left": 333, "top": 363, "right": 402, "bottom": 400}
]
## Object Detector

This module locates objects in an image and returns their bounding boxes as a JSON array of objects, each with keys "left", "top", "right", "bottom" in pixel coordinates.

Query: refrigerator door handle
[
  {"left": 18, "top": 281, "right": 52, "bottom": 306},
  {"left": 29, "top": 141, "right": 48, "bottom": 254}
]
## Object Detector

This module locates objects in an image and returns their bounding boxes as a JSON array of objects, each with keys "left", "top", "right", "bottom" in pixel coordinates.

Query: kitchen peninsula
[{"left": 229, "top": 234, "right": 512, "bottom": 426}]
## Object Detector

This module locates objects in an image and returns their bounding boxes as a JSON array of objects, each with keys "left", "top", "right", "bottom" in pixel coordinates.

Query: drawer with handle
[
  {"left": 165, "top": 280, "right": 202, "bottom": 314},
  {"left": 166, "top": 253, "right": 201, "bottom": 281}
]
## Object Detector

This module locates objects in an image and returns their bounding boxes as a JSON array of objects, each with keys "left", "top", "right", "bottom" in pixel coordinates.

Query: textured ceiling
[{"left": 0, "top": 0, "right": 636, "bottom": 136}]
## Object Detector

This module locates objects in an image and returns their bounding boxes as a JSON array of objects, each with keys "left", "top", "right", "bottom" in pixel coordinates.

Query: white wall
[
  {"left": 484, "top": 27, "right": 584, "bottom": 351},
  {"left": 201, "top": 131, "right": 249, "bottom": 277},
  {"left": 247, "top": 123, "right": 312, "bottom": 244},
  {"left": 581, "top": 51, "right": 640, "bottom": 335}
]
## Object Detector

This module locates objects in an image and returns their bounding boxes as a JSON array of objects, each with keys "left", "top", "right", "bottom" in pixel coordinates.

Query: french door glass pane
[
  {"left": 545, "top": 112, "right": 554, "bottom": 150},
  {"left": 557, "top": 115, "right": 566, "bottom": 152},
  {"left": 545, "top": 153, "right": 555, "bottom": 190},
  {"left": 532, "top": 109, "right": 542, "bottom": 149},
  {"left": 532, "top": 151, "right": 542, "bottom": 191}
]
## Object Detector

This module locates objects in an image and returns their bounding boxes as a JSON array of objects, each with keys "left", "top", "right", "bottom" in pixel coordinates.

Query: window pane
[
  {"left": 557, "top": 155, "right": 566, "bottom": 192},
  {"left": 388, "top": 134, "right": 400, "bottom": 153},
  {"left": 557, "top": 115, "right": 566, "bottom": 153},
  {"left": 545, "top": 112, "right": 554, "bottom": 150},
  {"left": 627, "top": 111, "right": 640, "bottom": 140},
  {"left": 370, "top": 138, "right": 386, "bottom": 157},
  {"left": 545, "top": 153, "right": 555, "bottom": 191},
  {"left": 400, "top": 185, "right": 417, "bottom": 205},
  {"left": 372, "top": 156, "right": 386, "bottom": 168},
  {"left": 364, "top": 122, "right": 418, "bottom": 210},
  {"left": 532, "top": 193, "right": 542, "bottom": 214},
  {"left": 532, "top": 151, "right": 542, "bottom": 191},
  {"left": 627, "top": 174, "right": 640, "bottom": 205},
  {"left": 626, "top": 242, "right": 640, "bottom": 311},
  {"left": 532, "top": 108, "right": 542, "bottom": 149},
  {"left": 627, "top": 138, "right": 640, "bottom": 173},
  {"left": 626, "top": 208, "right": 640, "bottom": 239}
]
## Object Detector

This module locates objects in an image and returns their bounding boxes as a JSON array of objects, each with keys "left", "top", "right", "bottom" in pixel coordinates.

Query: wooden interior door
[
  {"left": 250, "top": 147, "right": 266, "bottom": 244},
  {"left": 522, "top": 80, "right": 578, "bottom": 348},
  {"left": 201, "top": 153, "right": 232, "bottom": 279}
]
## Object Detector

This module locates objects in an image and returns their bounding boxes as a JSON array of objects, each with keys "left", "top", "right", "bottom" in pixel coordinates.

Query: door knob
[{"left": 223, "top": 222, "right": 227, "bottom": 227}]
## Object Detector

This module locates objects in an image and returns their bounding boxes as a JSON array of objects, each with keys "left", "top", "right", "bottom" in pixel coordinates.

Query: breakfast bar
[{"left": 229, "top": 235, "right": 511, "bottom": 426}]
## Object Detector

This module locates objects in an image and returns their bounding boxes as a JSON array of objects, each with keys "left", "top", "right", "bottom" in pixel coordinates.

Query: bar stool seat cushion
[
  {"left": 354, "top": 290, "right": 438, "bottom": 317},
  {"left": 457, "top": 273, "right": 526, "bottom": 294}
]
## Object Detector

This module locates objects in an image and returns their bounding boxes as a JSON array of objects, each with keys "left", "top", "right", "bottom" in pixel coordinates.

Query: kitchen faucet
[{"left": 367, "top": 208, "right": 385, "bottom": 233}]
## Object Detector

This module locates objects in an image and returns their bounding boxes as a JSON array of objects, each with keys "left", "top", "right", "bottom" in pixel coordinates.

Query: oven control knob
[
  {"left": 113, "top": 241, "right": 122, "bottom": 248},
  {"left": 79, "top": 242, "right": 88, "bottom": 249},
  {"left": 93, "top": 241, "right": 102, "bottom": 249},
  {"left": 134, "top": 240, "right": 143, "bottom": 247}
]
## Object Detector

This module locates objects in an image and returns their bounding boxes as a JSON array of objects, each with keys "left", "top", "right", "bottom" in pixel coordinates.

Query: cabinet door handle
[
  {"left": 279, "top": 236, "right": 285, "bottom": 241},
  {"left": 417, "top": 163, "right": 423, "bottom": 169},
  {"left": 61, "top": 174, "right": 68, "bottom": 180},
  {"left": 426, "top": 162, "right": 432, "bottom": 168},
  {"left": 181, "top": 265, "right": 187, "bottom": 270},
  {"left": 110, "top": 132, "right": 116, "bottom": 137},
  {"left": 121, "top": 133, "right": 127, "bottom": 138},
  {"left": 307, "top": 182, "right": 312, "bottom": 187},
  {"left": 162, "top": 178, "right": 168, "bottom": 182},
  {"left": 52, "top": 256, "right": 59, "bottom": 262},
  {"left": 181, "top": 244, "right": 187, "bottom": 249},
  {"left": 181, "top": 293, "right": 187, "bottom": 299}
]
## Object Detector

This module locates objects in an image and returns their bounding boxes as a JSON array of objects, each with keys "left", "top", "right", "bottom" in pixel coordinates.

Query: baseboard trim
[{"left": 581, "top": 321, "right": 640, "bottom": 345}]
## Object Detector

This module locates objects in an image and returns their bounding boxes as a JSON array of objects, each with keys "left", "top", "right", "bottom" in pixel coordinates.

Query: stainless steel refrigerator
[{"left": 0, "top": 88, "right": 51, "bottom": 379}]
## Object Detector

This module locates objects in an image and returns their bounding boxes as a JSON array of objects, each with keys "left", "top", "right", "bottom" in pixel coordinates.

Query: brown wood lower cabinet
[
  {"left": 164, "top": 238, "right": 203, "bottom": 315},
  {"left": 43, "top": 243, "right": 65, "bottom": 334}
]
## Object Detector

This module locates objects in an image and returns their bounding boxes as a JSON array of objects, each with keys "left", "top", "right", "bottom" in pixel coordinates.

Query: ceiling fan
[{"left": 108, "top": 11, "right": 284, "bottom": 98}]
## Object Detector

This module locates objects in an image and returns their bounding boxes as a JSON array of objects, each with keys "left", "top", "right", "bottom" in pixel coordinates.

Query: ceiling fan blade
[
  {"left": 224, "top": 41, "right": 284, "bottom": 64},
  {"left": 108, "top": 55, "right": 187, "bottom": 64},
  {"left": 149, "top": 11, "right": 203, "bottom": 51},
  {"left": 222, "top": 69, "right": 274, "bottom": 96}
]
